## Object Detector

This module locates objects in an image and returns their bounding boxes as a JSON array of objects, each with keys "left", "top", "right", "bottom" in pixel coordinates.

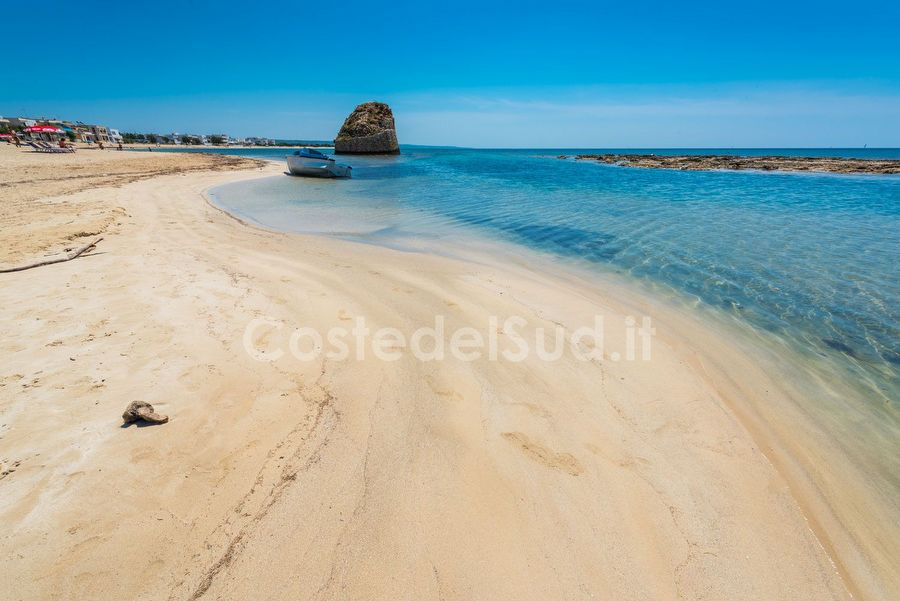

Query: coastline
[
  {"left": 119, "top": 143, "right": 331, "bottom": 151},
  {"left": 565, "top": 153, "right": 900, "bottom": 174},
  {"left": 0, "top": 146, "right": 891, "bottom": 600}
]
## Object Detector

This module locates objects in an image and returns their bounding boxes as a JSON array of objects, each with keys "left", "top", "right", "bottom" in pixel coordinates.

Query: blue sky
[{"left": 2, "top": 0, "right": 899, "bottom": 147}]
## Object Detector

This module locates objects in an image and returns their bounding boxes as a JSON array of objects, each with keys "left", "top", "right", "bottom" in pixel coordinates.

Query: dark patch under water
[
  {"left": 823, "top": 339, "right": 858, "bottom": 357},
  {"left": 450, "top": 216, "right": 624, "bottom": 261}
]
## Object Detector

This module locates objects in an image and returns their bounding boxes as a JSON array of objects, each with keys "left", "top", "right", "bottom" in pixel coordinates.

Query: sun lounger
[
  {"left": 40, "top": 141, "right": 72, "bottom": 153},
  {"left": 32, "top": 141, "right": 70, "bottom": 153}
]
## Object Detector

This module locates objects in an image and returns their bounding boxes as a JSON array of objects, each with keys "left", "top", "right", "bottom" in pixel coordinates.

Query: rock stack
[{"left": 334, "top": 102, "right": 400, "bottom": 154}]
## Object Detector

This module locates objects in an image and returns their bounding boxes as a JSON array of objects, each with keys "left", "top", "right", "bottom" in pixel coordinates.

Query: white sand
[{"left": 0, "top": 145, "right": 873, "bottom": 600}]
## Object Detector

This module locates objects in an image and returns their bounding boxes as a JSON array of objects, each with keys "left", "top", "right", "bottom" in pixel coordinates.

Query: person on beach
[
  {"left": 98, "top": 141, "right": 104, "bottom": 150},
  {"left": 117, "top": 142, "right": 123, "bottom": 151}
]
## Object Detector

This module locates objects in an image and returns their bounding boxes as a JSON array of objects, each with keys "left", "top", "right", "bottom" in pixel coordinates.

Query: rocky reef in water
[
  {"left": 334, "top": 102, "right": 400, "bottom": 155},
  {"left": 568, "top": 154, "right": 900, "bottom": 174}
]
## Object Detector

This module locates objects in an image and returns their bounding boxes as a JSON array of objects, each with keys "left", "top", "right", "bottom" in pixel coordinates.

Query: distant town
[{"left": 0, "top": 114, "right": 326, "bottom": 147}]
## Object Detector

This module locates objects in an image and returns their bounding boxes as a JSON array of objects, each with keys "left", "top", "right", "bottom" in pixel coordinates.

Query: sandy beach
[{"left": 0, "top": 144, "right": 886, "bottom": 600}]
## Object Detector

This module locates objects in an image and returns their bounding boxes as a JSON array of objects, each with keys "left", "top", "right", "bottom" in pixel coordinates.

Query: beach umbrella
[{"left": 24, "top": 125, "right": 64, "bottom": 133}]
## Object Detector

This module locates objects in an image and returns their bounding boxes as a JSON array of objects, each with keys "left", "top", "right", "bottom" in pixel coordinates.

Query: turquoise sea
[
  {"left": 200, "top": 146, "right": 899, "bottom": 401},
  {"left": 203, "top": 146, "right": 900, "bottom": 583},
  {"left": 201, "top": 146, "right": 900, "bottom": 561},
  {"left": 185, "top": 146, "right": 900, "bottom": 444}
]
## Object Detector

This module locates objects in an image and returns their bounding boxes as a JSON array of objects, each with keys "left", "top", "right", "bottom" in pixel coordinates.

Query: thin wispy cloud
[{"left": 390, "top": 82, "right": 900, "bottom": 147}]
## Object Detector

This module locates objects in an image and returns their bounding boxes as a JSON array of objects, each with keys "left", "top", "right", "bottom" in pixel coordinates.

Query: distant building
[
  {"left": 0, "top": 116, "right": 125, "bottom": 144},
  {"left": 5, "top": 117, "right": 38, "bottom": 129},
  {"left": 76, "top": 127, "right": 95, "bottom": 143},
  {"left": 172, "top": 132, "right": 205, "bottom": 145},
  {"left": 58, "top": 121, "right": 96, "bottom": 143},
  {"left": 88, "top": 125, "right": 111, "bottom": 143}
]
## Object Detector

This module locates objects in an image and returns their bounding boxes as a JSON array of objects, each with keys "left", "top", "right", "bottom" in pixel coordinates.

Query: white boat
[{"left": 286, "top": 148, "right": 352, "bottom": 178}]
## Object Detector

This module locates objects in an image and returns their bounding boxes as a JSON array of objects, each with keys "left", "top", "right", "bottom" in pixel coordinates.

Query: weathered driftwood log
[
  {"left": 0, "top": 237, "right": 103, "bottom": 273},
  {"left": 122, "top": 401, "right": 169, "bottom": 424}
]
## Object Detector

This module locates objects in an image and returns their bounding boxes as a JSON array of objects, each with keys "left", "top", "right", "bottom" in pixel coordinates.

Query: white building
[
  {"left": 88, "top": 124, "right": 111, "bottom": 143},
  {"left": 245, "top": 137, "right": 275, "bottom": 146},
  {"left": 4, "top": 117, "right": 37, "bottom": 129}
]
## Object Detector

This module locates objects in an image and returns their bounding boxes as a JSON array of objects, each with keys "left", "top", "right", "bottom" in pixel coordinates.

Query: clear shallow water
[
  {"left": 204, "top": 146, "right": 900, "bottom": 589},
  {"left": 208, "top": 147, "right": 899, "bottom": 407}
]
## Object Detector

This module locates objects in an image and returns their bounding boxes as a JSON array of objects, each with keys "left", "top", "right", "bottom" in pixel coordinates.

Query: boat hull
[{"left": 286, "top": 155, "right": 352, "bottom": 178}]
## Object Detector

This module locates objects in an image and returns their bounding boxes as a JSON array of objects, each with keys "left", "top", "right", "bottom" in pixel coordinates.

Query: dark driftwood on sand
[
  {"left": 568, "top": 154, "right": 900, "bottom": 175},
  {"left": 0, "top": 237, "right": 103, "bottom": 273}
]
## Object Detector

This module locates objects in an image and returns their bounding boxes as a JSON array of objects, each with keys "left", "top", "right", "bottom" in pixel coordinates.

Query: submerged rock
[
  {"left": 568, "top": 153, "right": 900, "bottom": 174},
  {"left": 122, "top": 401, "right": 168, "bottom": 424},
  {"left": 334, "top": 102, "right": 400, "bottom": 154}
]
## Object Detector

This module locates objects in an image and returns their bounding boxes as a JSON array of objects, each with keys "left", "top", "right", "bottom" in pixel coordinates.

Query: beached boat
[{"left": 286, "top": 148, "right": 352, "bottom": 178}]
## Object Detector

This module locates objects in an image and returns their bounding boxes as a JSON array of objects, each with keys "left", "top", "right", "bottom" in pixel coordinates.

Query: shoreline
[
  {"left": 0, "top": 146, "right": 893, "bottom": 600},
  {"left": 185, "top": 168, "right": 900, "bottom": 601}
]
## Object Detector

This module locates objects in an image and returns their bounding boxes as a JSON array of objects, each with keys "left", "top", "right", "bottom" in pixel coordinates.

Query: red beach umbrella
[{"left": 24, "top": 125, "right": 64, "bottom": 133}]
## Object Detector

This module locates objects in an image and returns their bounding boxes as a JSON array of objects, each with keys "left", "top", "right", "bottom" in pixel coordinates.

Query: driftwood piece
[
  {"left": 122, "top": 401, "right": 169, "bottom": 425},
  {"left": 0, "top": 237, "right": 103, "bottom": 273}
]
